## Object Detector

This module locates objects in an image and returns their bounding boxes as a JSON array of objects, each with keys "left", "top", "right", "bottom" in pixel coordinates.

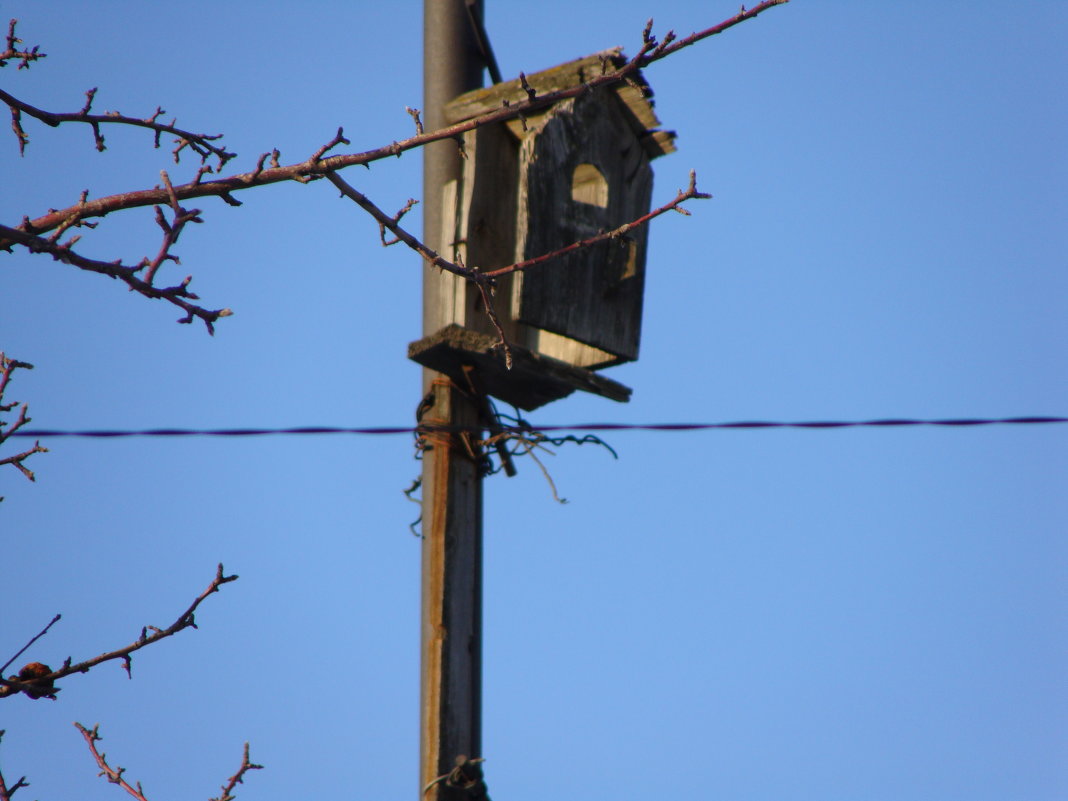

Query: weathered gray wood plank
[{"left": 409, "top": 324, "right": 632, "bottom": 410}]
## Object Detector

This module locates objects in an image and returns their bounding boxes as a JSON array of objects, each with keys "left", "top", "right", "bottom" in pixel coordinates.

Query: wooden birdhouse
[{"left": 409, "top": 49, "right": 675, "bottom": 411}]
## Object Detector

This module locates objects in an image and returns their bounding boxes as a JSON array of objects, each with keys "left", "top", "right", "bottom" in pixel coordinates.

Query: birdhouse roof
[{"left": 443, "top": 48, "right": 676, "bottom": 160}]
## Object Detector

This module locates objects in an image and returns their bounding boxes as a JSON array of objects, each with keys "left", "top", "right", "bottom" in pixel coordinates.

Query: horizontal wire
[{"left": 7, "top": 416, "right": 1067, "bottom": 438}]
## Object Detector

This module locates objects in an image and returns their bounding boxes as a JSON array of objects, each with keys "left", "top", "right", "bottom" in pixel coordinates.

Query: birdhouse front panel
[{"left": 513, "top": 88, "right": 654, "bottom": 364}]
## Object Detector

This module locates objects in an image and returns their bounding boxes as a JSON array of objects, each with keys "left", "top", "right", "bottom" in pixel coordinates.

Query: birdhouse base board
[{"left": 408, "top": 324, "right": 632, "bottom": 411}]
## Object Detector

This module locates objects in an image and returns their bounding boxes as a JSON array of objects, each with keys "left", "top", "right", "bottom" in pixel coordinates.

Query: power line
[{"left": 8, "top": 416, "right": 1067, "bottom": 439}]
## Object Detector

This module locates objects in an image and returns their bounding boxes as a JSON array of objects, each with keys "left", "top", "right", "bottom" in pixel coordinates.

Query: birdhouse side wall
[{"left": 455, "top": 123, "right": 521, "bottom": 341}]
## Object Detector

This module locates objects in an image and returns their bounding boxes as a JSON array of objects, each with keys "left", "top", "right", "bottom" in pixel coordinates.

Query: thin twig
[
  {"left": 0, "top": 565, "right": 237, "bottom": 699},
  {"left": 0, "top": 352, "right": 32, "bottom": 405},
  {"left": 75, "top": 725, "right": 261, "bottom": 801},
  {"left": 0, "top": 614, "right": 60, "bottom": 676},
  {"left": 0, "top": 83, "right": 234, "bottom": 166},
  {"left": 210, "top": 743, "right": 264, "bottom": 801},
  {"left": 636, "top": 0, "right": 789, "bottom": 68},
  {"left": 327, "top": 168, "right": 706, "bottom": 360},
  {"left": 0, "top": 439, "right": 47, "bottom": 484},
  {"left": 486, "top": 170, "right": 709, "bottom": 278},
  {"left": 377, "top": 198, "right": 419, "bottom": 247},
  {"left": 325, "top": 172, "right": 470, "bottom": 276},
  {"left": 75, "top": 723, "right": 151, "bottom": 801},
  {"left": 0, "top": 354, "right": 47, "bottom": 498},
  {"left": 0, "top": 20, "right": 44, "bottom": 69},
  {"left": 470, "top": 270, "right": 512, "bottom": 369},
  {"left": 406, "top": 106, "right": 424, "bottom": 135},
  {"left": 0, "top": 729, "right": 30, "bottom": 801},
  {"left": 327, "top": 173, "right": 516, "bottom": 360}
]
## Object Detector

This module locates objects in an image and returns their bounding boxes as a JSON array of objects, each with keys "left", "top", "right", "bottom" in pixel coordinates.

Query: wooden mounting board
[{"left": 408, "top": 324, "right": 632, "bottom": 411}]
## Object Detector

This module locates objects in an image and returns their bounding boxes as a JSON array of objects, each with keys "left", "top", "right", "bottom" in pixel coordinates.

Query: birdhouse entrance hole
[{"left": 571, "top": 163, "right": 609, "bottom": 208}]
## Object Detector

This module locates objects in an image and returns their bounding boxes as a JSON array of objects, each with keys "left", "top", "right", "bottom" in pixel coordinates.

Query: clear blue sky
[{"left": 2, "top": 2, "right": 1065, "bottom": 800}]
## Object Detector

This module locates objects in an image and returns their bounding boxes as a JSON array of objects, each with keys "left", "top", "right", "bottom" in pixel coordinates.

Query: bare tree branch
[
  {"left": 0, "top": 731, "right": 30, "bottom": 801},
  {"left": 0, "top": 353, "right": 33, "bottom": 412},
  {"left": 327, "top": 172, "right": 509, "bottom": 364},
  {"left": 328, "top": 169, "right": 708, "bottom": 360},
  {"left": 1, "top": 21, "right": 231, "bottom": 164},
  {"left": 210, "top": 743, "right": 264, "bottom": 801},
  {"left": 636, "top": 0, "right": 790, "bottom": 67},
  {"left": 483, "top": 170, "right": 711, "bottom": 279},
  {"left": 0, "top": 354, "right": 46, "bottom": 499},
  {"left": 0, "top": 19, "right": 44, "bottom": 69},
  {"left": 326, "top": 172, "right": 464, "bottom": 275},
  {"left": 0, "top": 85, "right": 235, "bottom": 165},
  {"left": 0, "top": 770, "right": 28, "bottom": 801},
  {"left": 0, "top": 564, "right": 237, "bottom": 700},
  {"left": 1, "top": 2, "right": 785, "bottom": 243},
  {"left": 0, "top": 220, "right": 232, "bottom": 333},
  {"left": 328, "top": 168, "right": 708, "bottom": 281},
  {"left": 75, "top": 724, "right": 262, "bottom": 801},
  {"left": 75, "top": 723, "right": 152, "bottom": 801},
  {"left": 1, "top": 2, "right": 785, "bottom": 332}
]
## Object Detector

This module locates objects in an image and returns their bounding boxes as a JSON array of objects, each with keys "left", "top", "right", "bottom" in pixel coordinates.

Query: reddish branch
[
  {"left": 0, "top": 178, "right": 233, "bottom": 332},
  {"left": 327, "top": 172, "right": 518, "bottom": 364},
  {"left": 4, "top": 125, "right": 372, "bottom": 242},
  {"left": 0, "top": 2, "right": 787, "bottom": 329},
  {"left": 0, "top": 772, "right": 27, "bottom": 801},
  {"left": 0, "top": 169, "right": 231, "bottom": 335},
  {"left": 211, "top": 743, "right": 264, "bottom": 801},
  {"left": 0, "top": 732, "right": 29, "bottom": 801},
  {"left": 74, "top": 724, "right": 262, "bottom": 801},
  {"left": 327, "top": 168, "right": 707, "bottom": 280},
  {"left": 485, "top": 170, "right": 710, "bottom": 278},
  {"left": 75, "top": 724, "right": 152, "bottom": 801},
  {"left": 326, "top": 173, "right": 453, "bottom": 273},
  {"left": 0, "top": 354, "right": 46, "bottom": 499},
  {"left": 2, "top": 2, "right": 785, "bottom": 241},
  {"left": 327, "top": 169, "right": 709, "bottom": 361},
  {"left": 0, "top": 564, "right": 237, "bottom": 700}
]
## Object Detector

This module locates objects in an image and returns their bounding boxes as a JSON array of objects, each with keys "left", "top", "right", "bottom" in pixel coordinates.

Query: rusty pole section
[{"left": 420, "top": 2, "right": 486, "bottom": 800}]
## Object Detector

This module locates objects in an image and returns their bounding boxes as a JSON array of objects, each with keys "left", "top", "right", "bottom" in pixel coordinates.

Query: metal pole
[{"left": 421, "top": 3, "right": 486, "bottom": 799}]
